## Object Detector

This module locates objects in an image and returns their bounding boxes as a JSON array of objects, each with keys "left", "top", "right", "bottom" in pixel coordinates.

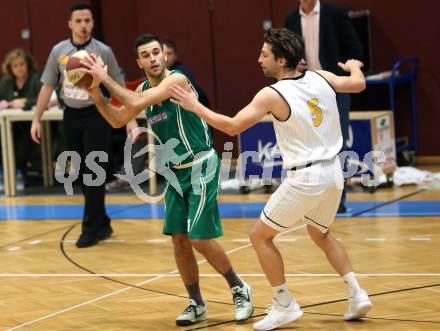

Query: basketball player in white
[{"left": 170, "top": 28, "right": 372, "bottom": 330}]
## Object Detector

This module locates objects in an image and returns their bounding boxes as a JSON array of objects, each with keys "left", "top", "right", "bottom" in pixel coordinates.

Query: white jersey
[{"left": 270, "top": 71, "right": 343, "bottom": 168}]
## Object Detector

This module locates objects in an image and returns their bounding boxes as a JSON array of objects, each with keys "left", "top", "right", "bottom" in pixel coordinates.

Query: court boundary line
[
  {"left": 4, "top": 188, "right": 433, "bottom": 329},
  {"left": 0, "top": 188, "right": 431, "bottom": 222},
  {"left": 0, "top": 224, "right": 74, "bottom": 249},
  {"left": 186, "top": 310, "right": 440, "bottom": 331},
  {"left": 188, "top": 187, "right": 438, "bottom": 329},
  {"left": 351, "top": 188, "right": 426, "bottom": 217},
  {"left": 2, "top": 273, "right": 440, "bottom": 277},
  {"left": 6, "top": 224, "right": 306, "bottom": 330}
]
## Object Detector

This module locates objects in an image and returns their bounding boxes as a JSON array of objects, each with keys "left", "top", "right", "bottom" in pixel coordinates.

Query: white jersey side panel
[{"left": 270, "top": 71, "right": 343, "bottom": 168}]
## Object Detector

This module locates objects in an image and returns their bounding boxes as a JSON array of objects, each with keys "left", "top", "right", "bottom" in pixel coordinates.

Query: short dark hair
[
  {"left": 134, "top": 34, "right": 163, "bottom": 56},
  {"left": 69, "top": 3, "right": 93, "bottom": 18},
  {"left": 162, "top": 39, "right": 177, "bottom": 51},
  {"left": 264, "top": 28, "right": 304, "bottom": 70}
]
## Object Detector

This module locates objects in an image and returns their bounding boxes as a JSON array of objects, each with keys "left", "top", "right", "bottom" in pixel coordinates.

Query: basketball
[{"left": 66, "top": 50, "right": 103, "bottom": 89}]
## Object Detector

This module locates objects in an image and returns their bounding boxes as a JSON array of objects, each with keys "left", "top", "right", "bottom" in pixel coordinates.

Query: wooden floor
[{"left": 1, "top": 181, "right": 440, "bottom": 330}]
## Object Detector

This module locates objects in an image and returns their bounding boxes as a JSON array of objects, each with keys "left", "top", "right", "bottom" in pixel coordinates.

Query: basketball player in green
[{"left": 82, "top": 34, "right": 253, "bottom": 326}]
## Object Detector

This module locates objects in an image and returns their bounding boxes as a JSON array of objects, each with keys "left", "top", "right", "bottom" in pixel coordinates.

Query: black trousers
[{"left": 63, "top": 105, "right": 112, "bottom": 236}]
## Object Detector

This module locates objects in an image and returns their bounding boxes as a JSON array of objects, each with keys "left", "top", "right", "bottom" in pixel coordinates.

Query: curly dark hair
[{"left": 264, "top": 28, "right": 304, "bottom": 70}]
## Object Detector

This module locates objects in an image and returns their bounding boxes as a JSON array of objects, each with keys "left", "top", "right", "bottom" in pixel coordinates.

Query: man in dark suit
[{"left": 286, "top": 0, "right": 363, "bottom": 213}]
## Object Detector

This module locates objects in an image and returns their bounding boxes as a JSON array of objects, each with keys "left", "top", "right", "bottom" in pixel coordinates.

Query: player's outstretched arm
[
  {"left": 170, "top": 84, "right": 272, "bottom": 136},
  {"left": 317, "top": 59, "right": 366, "bottom": 93},
  {"left": 83, "top": 54, "right": 186, "bottom": 112},
  {"left": 124, "top": 73, "right": 189, "bottom": 111},
  {"left": 83, "top": 56, "right": 188, "bottom": 126}
]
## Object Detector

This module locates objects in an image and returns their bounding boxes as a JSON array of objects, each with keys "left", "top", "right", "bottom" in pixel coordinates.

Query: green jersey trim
[{"left": 190, "top": 175, "right": 206, "bottom": 232}]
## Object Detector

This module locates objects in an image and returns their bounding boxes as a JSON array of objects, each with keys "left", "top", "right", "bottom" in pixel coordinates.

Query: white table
[
  {"left": 2, "top": 107, "right": 62, "bottom": 196},
  {"left": 1, "top": 107, "right": 156, "bottom": 197}
]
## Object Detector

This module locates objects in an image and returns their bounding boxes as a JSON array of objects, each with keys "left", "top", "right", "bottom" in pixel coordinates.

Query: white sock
[
  {"left": 343, "top": 272, "right": 361, "bottom": 297},
  {"left": 272, "top": 283, "right": 293, "bottom": 307}
]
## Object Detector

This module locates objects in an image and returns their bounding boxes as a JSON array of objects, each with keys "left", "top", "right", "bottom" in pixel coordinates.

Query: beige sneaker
[
  {"left": 176, "top": 299, "right": 207, "bottom": 326},
  {"left": 231, "top": 281, "right": 254, "bottom": 322}
]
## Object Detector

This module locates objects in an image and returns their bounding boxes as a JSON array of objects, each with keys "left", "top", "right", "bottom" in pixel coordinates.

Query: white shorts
[{"left": 260, "top": 158, "right": 343, "bottom": 233}]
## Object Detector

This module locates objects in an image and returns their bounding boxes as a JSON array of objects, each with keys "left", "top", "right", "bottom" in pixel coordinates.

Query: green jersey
[{"left": 142, "top": 70, "right": 213, "bottom": 166}]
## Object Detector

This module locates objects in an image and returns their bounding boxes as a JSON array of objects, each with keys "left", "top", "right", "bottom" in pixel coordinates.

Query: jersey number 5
[{"left": 307, "top": 98, "right": 323, "bottom": 127}]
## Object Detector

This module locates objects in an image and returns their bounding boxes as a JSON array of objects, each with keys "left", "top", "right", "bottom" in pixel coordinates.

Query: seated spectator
[
  {"left": 0, "top": 48, "right": 43, "bottom": 182},
  {"left": 0, "top": 48, "right": 42, "bottom": 110}
]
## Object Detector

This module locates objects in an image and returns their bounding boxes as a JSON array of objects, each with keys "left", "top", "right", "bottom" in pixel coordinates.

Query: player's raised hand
[
  {"left": 80, "top": 52, "right": 108, "bottom": 84},
  {"left": 169, "top": 84, "right": 200, "bottom": 112},
  {"left": 338, "top": 59, "right": 364, "bottom": 72}
]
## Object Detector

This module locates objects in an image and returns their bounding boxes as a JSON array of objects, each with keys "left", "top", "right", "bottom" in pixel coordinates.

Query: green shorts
[{"left": 163, "top": 151, "right": 223, "bottom": 239}]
